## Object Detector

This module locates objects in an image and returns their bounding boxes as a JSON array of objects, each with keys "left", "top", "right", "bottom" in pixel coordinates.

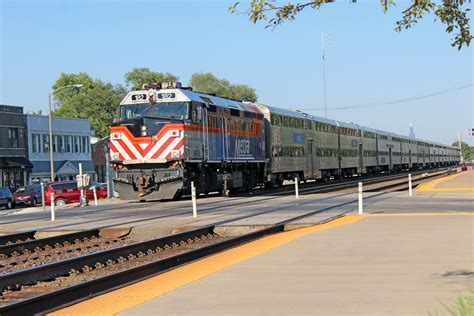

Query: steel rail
[
  {"left": 0, "top": 225, "right": 282, "bottom": 316},
  {"left": 0, "top": 229, "right": 101, "bottom": 257},
  {"left": 0, "top": 231, "right": 36, "bottom": 246}
]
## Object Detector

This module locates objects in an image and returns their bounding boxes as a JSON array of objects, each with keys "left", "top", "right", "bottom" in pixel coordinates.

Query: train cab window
[{"left": 194, "top": 106, "right": 203, "bottom": 122}]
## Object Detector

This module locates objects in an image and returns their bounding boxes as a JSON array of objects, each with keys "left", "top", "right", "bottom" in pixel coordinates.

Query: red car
[
  {"left": 13, "top": 184, "right": 43, "bottom": 207},
  {"left": 44, "top": 181, "right": 108, "bottom": 206}
]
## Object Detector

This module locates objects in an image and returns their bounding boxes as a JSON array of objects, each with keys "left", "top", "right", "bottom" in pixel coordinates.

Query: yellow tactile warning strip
[
  {"left": 417, "top": 172, "right": 473, "bottom": 192},
  {"left": 49, "top": 215, "right": 365, "bottom": 316},
  {"left": 368, "top": 212, "right": 473, "bottom": 217}
]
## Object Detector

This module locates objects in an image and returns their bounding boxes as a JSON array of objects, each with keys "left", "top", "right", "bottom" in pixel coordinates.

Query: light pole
[{"left": 48, "top": 84, "right": 83, "bottom": 182}]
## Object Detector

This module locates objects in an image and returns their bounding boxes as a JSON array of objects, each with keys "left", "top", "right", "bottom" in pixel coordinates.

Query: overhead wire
[{"left": 299, "top": 83, "right": 472, "bottom": 111}]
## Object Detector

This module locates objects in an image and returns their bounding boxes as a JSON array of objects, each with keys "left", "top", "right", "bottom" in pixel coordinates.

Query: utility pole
[{"left": 321, "top": 32, "right": 328, "bottom": 118}]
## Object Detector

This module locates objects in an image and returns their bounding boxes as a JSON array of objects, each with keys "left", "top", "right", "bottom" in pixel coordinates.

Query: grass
[{"left": 430, "top": 290, "right": 474, "bottom": 316}]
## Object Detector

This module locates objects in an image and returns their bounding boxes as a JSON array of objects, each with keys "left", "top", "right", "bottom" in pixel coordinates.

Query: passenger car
[
  {"left": 13, "top": 184, "right": 42, "bottom": 207},
  {"left": 44, "top": 181, "right": 107, "bottom": 206},
  {"left": 0, "top": 187, "right": 14, "bottom": 209}
]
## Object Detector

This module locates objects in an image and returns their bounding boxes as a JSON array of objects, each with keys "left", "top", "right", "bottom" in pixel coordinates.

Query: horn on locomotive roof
[
  {"left": 141, "top": 82, "right": 183, "bottom": 90},
  {"left": 161, "top": 82, "right": 182, "bottom": 89},
  {"left": 142, "top": 83, "right": 161, "bottom": 90}
]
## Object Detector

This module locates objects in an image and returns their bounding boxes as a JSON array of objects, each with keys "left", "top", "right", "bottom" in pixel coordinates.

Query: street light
[{"left": 48, "top": 84, "right": 83, "bottom": 181}]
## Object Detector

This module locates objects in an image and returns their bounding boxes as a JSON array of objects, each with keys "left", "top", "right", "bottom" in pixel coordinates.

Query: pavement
[
  {"left": 417, "top": 169, "right": 474, "bottom": 198},
  {"left": 50, "top": 170, "right": 474, "bottom": 316},
  {"left": 117, "top": 215, "right": 473, "bottom": 316}
]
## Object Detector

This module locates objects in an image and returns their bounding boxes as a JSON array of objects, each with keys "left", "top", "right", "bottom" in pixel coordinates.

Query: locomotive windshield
[{"left": 120, "top": 102, "right": 189, "bottom": 120}]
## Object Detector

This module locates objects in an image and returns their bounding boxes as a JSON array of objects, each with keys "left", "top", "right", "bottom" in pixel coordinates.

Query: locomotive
[{"left": 110, "top": 82, "right": 460, "bottom": 200}]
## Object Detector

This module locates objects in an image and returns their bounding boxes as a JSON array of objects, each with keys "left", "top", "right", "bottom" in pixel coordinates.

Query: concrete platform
[
  {"left": 417, "top": 170, "right": 474, "bottom": 198},
  {"left": 117, "top": 214, "right": 473, "bottom": 316}
]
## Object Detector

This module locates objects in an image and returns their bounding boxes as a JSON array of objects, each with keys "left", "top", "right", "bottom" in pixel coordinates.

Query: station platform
[
  {"left": 48, "top": 172, "right": 473, "bottom": 316},
  {"left": 417, "top": 169, "right": 474, "bottom": 198}
]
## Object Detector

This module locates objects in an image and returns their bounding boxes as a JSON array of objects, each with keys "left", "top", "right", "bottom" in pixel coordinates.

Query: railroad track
[
  {"left": 0, "top": 229, "right": 132, "bottom": 275},
  {"left": 0, "top": 167, "right": 455, "bottom": 315}
]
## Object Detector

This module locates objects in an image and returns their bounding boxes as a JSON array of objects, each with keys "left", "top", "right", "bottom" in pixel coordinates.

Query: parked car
[
  {"left": 0, "top": 187, "right": 14, "bottom": 209},
  {"left": 13, "top": 184, "right": 42, "bottom": 207},
  {"left": 44, "top": 180, "right": 108, "bottom": 206}
]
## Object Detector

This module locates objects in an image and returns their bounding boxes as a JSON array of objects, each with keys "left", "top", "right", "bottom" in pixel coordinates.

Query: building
[
  {"left": 26, "top": 115, "right": 94, "bottom": 184},
  {"left": 91, "top": 136, "right": 109, "bottom": 183},
  {"left": 409, "top": 122, "right": 415, "bottom": 138},
  {"left": 0, "top": 105, "right": 32, "bottom": 190}
]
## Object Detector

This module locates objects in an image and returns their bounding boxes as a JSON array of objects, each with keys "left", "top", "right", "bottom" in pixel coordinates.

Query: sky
[{"left": 1, "top": 0, "right": 472, "bottom": 145}]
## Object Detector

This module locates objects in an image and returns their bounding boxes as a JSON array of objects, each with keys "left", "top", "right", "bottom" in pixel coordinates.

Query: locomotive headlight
[
  {"left": 171, "top": 150, "right": 181, "bottom": 158},
  {"left": 111, "top": 153, "right": 120, "bottom": 161},
  {"left": 141, "top": 125, "right": 148, "bottom": 136}
]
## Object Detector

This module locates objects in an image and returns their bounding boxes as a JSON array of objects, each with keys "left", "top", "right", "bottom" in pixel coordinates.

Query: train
[{"left": 109, "top": 82, "right": 461, "bottom": 200}]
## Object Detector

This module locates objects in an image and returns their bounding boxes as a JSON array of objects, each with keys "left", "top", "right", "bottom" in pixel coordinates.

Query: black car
[{"left": 0, "top": 187, "right": 14, "bottom": 209}]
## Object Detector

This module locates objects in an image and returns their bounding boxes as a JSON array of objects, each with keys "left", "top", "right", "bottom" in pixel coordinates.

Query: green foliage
[
  {"left": 189, "top": 72, "right": 257, "bottom": 102},
  {"left": 124, "top": 68, "right": 179, "bottom": 90},
  {"left": 51, "top": 70, "right": 257, "bottom": 137},
  {"left": 452, "top": 140, "right": 473, "bottom": 161},
  {"left": 52, "top": 72, "right": 126, "bottom": 138},
  {"left": 230, "top": 0, "right": 472, "bottom": 50},
  {"left": 430, "top": 290, "right": 474, "bottom": 316}
]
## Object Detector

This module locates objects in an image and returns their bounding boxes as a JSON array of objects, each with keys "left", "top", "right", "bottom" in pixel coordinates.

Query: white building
[{"left": 26, "top": 115, "right": 94, "bottom": 184}]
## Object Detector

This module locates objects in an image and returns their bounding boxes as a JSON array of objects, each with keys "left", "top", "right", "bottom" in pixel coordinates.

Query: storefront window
[
  {"left": 65, "top": 136, "right": 71, "bottom": 152},
  {"left": 59, "top": 135, "right": 65, "bottom": 153},
  {"left": 32, "top": 133, "right": 40, "bottom": 153},
  {"left": 43, "top": 134, "right": 50, "bottom": 153},
  {"left": 8, "top": 128, "right": 19, "bottom": 148}
]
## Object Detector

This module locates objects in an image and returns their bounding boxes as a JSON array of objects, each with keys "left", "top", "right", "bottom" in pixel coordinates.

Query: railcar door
[
  {"left": 307, "top": 139, "right": 314, "bottom": 178},
  {"left": 389, "top": 148, "right": 392, "bottom": 170},
  {"left": 202, "top": 108, "right": 209, "bottom": 161},
  {"left": 219, "top": 116, "right": 226, "bottom": 160},
  {"left": 358, "top": 143, "right": 363, "bottom": 173}
]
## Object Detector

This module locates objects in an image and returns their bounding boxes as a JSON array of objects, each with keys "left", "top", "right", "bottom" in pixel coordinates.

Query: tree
[
  {"left": 452, "top": 140, "right": 473, "bottom": 161},
  {"left": 52, "top": 72, "right": 126, "bottom": 138},
  {"left": 124, "top": 68, "right": 179, "bottom": 90},
  {"left": 189, "top": 72, "right": 258, "bottom": 102},
  {"left": 230, "top": 0, "right": 472, "bottom": 50}
]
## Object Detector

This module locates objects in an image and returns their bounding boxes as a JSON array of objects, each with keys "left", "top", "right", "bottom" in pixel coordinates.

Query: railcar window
[
  {"left": 207, "top": 104, "right": 217, "bottom": 113},
  {"left": 230, "top": 109, "right": 240, "bottom": 117}
]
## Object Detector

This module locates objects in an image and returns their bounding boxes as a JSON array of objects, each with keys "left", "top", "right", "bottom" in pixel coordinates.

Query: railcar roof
[
  {"left": 121, "top": 88, "right": 263, "bottom": 114},
  {"left": 122, "top": 88, "right": 457, "bottom": 149},
  {"left": 263, "top": 105, "right": 311, "bottom": 119}
]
